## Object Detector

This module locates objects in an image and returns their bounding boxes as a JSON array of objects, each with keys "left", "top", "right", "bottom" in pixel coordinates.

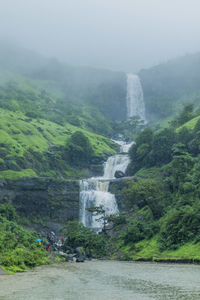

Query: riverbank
[{"left": 111, "top": 237, "right": 200, "bottom": 264}]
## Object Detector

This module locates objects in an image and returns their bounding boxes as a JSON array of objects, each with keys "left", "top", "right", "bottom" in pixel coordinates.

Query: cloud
[{"left": 0, "top": 0, "right": 200, "bottom": 71}]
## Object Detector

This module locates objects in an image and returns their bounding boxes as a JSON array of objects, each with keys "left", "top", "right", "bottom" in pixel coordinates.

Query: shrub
[
  {"left": 159, "top": 204, "right": 200, "bottom": 250},
  {"left": 64, "top": 131, "right": 93, "bottom": 166},
  {"left": 61, "top": 221, "right": 108, "bottom": 257}
]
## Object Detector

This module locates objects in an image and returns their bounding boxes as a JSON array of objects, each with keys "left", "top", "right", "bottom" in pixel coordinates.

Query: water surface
[{"left": 0, "top": 261, "right": 200, "bottom": 300}]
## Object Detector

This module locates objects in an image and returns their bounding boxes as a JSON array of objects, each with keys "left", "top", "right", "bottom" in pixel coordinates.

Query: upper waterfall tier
[{"left": 126, "top": 73, "right": 146, "bottom": 121}]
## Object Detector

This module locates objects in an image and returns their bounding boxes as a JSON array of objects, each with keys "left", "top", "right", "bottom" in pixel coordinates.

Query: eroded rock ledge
[{"left": 0, "top": 177, "right": 80, "bottom": 233}]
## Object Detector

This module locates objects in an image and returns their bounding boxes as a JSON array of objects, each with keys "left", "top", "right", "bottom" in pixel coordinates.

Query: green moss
[{"left": 0, "top": 169, "right": 37, "bottom": 180}]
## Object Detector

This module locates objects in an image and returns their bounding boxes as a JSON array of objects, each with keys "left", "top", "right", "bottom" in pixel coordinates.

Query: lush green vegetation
[
  {"left": 0, "top": 44, "right": 124, "bottom": 180},
  {"left": 0, "top": 105, "right": 117, "bottom": 179},
  {"left": 61, "top": 221, "right": 108, "bottom": 258},
  {"left": 0, "top": 203, "right": 50, "bottom": 273},
  {"left": 0, "top": 42, "right": 123, "bottom": 272},
  {"left": 108, "top": 105, "right": 200, "bottom": 262},
  {"left": 1, "top": 42, "right": 200, "bottom": 267}
]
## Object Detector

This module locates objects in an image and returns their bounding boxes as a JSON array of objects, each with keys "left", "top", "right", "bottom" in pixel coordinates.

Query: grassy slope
[
  {"left": 113, "top": 237, "right": 200, "bottom": 263},
  {"left": 177, "top": 115, "right": 200, "bottom": 131},
  {"left": 0, "top": 107, "right": 116, "bottom": 179},
  {"left": 0, "top": 108, "right": 115, "bottom": 156}
]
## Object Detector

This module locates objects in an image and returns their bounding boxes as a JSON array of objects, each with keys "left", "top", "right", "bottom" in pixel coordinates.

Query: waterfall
[
  {"left": 126, "top": 73, "right": 146, "bottom": 121},
  {"left": 79, "top": 142, "right": 132, "bottom": 232}
]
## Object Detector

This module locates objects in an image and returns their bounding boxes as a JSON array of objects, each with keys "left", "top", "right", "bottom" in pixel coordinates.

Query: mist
[{"left": 0, "top": 0, "right": 200, "bottom": 72}]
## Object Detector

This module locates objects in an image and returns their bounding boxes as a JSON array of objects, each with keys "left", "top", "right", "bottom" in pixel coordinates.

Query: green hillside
[
  {"left": 139, "top": 52, "right": 200, "bottom": 122},
  {"left": 108, "top": 106, "right": 200, "bottom": 262},
  {"left": 0, "top": 42, "right": 127, "bottom": 122},
  {"left": 0, "top": 107, "right": 117, "bottom": 179},
  {"left": 0, "top": 44, "right": 123, "bottom": 272},
  {"left": 0, "top": 45, "right": 123, "bottom": 180}
]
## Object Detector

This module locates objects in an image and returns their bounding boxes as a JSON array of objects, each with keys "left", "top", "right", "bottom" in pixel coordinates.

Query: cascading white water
[
  {"left": 126, "top": 73, "right": 146, "bottom": 121},
  {"left": 104, "top": 154, "right": 130, "bottom": 179},
  {"left": 79, "top": 75, "right": 145, "bottom": 231},
  {"left": 79, "top": 142, "right": 132, "bottom": 231}
]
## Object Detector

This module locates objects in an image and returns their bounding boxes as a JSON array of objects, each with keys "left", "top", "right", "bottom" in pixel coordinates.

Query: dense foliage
[
  {"left": 63, "top": 131, "right": 93, "bottom": 166},
  {"left": 0, "top": 203, "right": 49, "bottom": 272},
  {"left": 61, "top": 221, "right": 108, "bottom": 258},
  {"left": 109, "top": 105, "right": 200, "bottom": 260}
]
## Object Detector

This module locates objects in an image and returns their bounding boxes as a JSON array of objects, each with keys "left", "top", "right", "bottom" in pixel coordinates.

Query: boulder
[
  {"left": 75, "top": 247, "right": 85, "bottom": 256},
  {"left": 114, "top": 170, "right": 125, "bottom": 178},
  {"left": 76, "top": 255, "right": 85, "bottom": 262},
  {"left": 75, "top": 247, "right": 85, "bottom": 262},
  {"left": 67, "top": 253, "right": 77, "bottom": 261}
]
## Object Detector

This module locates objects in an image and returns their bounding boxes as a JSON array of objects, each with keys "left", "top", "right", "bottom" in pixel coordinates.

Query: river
[{"left": 0, "top": 261, "right": 200, "bottom": 299}]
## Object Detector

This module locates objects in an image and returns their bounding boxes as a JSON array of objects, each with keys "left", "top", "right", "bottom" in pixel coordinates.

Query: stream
[{"left": 1, "top": 261, "right": 200, "bottom": 299}]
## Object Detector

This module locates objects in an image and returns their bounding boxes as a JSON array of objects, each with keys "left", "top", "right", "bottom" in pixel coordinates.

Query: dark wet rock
[
  {"left": 90, "top": 157, "right": 104, "bottom": 164},
  {"left": 109, "top": 177, "right": 133, "bottom": 211},
  {"left": 75, "top": 247, "right": 85, "bottom": 262},
  {"left": 76, "top": 255, "right": 85, "bottom": 262},
  {"left": 114, "top": 170, "right": 125, "bottom": 178},
  {"left": 63, "top": 245, "right": 74, "bottom": 254},
  {"left": 75, "top": 247, "right": 85, "bottom": 256},
  {"left": 67, "top": 254, "right": 77, "bottom": 261},
  {"left": 57, "top": 251, "right": 68, "bottom": 259},
  {"left": 104, "top": 151, "right": 112, "bottom": 157},
  {"left": 0, "top": 178, "right": 80, "bottom": 234}
]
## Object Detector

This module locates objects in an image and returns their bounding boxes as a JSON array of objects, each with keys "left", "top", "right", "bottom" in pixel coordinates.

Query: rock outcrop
[
  {"left": 0, "top": 177, "right": 80, "bottom": 233},
  {"left": 109, "top": 177, "right": 132, "bottom": 212}
]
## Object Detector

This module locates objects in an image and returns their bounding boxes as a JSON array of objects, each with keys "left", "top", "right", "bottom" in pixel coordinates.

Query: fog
[{"left": 0, "top": 0, "right": 200, "bottom": 72}]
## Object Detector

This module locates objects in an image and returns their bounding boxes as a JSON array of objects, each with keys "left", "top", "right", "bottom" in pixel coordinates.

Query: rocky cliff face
[
  {"left": 0, "top": 175, "right": 132, "bottom": 234},
  {"left": 109, "top": 177, "right": 132, "bottom": 212},
  {"left": 0, "top": 177, "right": 80, "bottom": 233}
]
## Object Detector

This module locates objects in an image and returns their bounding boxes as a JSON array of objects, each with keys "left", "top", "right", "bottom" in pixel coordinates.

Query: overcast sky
[{"left": 0, "top": 0, "right": 200, "bottom": 72}]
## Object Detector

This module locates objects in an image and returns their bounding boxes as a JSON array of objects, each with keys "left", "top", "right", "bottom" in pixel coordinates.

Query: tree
[
  {"left": 122, "top": 179, "right": 164, "bottom": 219},
  {"left": 87, "top": 205, "right": 107, "bottom": 232},
  {"left": 159, "top": 205, "right": 200, "bottom": 250},
  {"left": 64, "top": 131, "right": 93, "bottom": 166},
  {"left": 60, "top": 221, "right": 107, "bottom": 257},
  {"left": 127, "top": 128, "right": 154, "bottom": 174},
  {"left": 177, "top": 103, "right": 195, "bottom": 126},
  {"left": 151, "top": 128, "right": 176, "bottom": 165}
]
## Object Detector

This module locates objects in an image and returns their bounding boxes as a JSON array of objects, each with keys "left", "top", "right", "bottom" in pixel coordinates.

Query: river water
[{"left": 0, "top": 261, "right": 200, "bottom": 300}]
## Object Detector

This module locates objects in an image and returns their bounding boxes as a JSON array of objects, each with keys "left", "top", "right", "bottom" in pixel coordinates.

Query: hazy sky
[{"left": 0, "top": 0, "right": 200, "bottom": 72}]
